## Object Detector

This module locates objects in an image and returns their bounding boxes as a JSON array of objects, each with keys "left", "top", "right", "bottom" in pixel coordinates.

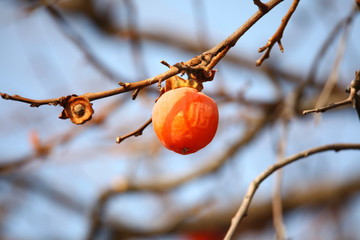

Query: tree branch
[
  {"left": 0, "top": 66, "right": 180, "bottom": 107},
  {"left": 302, "top": 98, "right": 352, "bottom": 115},
  {"left": 223, "top": 143, "right": 360, "bottom": 240},
  {"left": 313, "top": 10, "right": 354, "bottom": 119},
  {"left": 302, "top": 70, "right": 360, "bottom": 115},
  {"left": 1, "top": 0, "right": 285, "bottom": 128},
  {"left": 116, "top": 117, "right": 152, "bottom": 143},
  {"left": 256, "top": 0, "right": 300, "bottom": 66},
  {"left": 103, "top": 176, "right": 360, "bottom": 237},
  {"left": 293, "top": 7, "right": 359, "bottom": 113},
  {"left": 202, "top": 0, "right": 284, "bottom": 67}
]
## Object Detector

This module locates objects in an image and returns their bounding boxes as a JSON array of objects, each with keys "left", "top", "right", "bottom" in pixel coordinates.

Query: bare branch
[
  {"left": 224, "top": 143, "right": 360, "bottom": 240},
  {"left": 256, "top": 0, "right": 300, "bottom": 66},
  {"left": 313, "top": 11, "right": 354, "bottom": 119},
  {"left": 1, "top": 0, "right": 285, "bottom": 127},
  {"left": 302, "top": 98, "right": 352, "bottom": 115},
  {"left": 116, "top": 118, "right": 152, "bottom": 144},
  {"left": 203, "top": 0, "right": 284, "bottom": 68},
  {"left": 293, "top": 7, "right": 359, "bottom": 112},
  {"left": 0, "top": 92, "right": 64, "bottom": 107},
  {"left": 82, "top": 174, "right": 360, "bottom": 238},
  {"left": 0, "top": 66, "right": 180, "bottom": 107},
  {"left": 303, "top": 70, "right": 360, "bottom": 115}
]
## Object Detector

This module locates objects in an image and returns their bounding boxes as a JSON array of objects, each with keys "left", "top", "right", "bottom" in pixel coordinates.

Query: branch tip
[
  {"left": 132, "top": 88, "right": 141, "bottom": 100},
  {"left": 116, "top": 137, "right": 122, "bottom": 144},
  {"left": 160, "top": 60, "right": 171, "bottom": 68},
  {"left": 278, "top": 40, "right": 284, "bottom": 52},
  {"left": 116, "top": 118, "right": 152, "bottom": 144},
  {"left": 256, "top": 0, "right": 299, "bottom": 65},
  {"left": 119, "top": 82, "right": 130, "bottom": 88}
]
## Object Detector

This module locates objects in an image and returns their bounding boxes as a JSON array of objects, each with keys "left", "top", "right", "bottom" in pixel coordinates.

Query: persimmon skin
[{"left": 152, "top": 87, "right": 219, "bottom": 155}]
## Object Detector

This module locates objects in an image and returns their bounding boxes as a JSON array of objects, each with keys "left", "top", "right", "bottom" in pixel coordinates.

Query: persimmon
[
  {"left": 185, "top": 230, "right": 225, "bottom": 240},
  {"left": 152, "top": 87, "right": 219, "bottom": 155}
]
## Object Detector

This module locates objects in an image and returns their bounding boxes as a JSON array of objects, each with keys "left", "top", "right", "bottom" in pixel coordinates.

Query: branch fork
[
  {"left": 253, "top": 0, "right": 270, "bottom": 13},
  {"left": 303, "top": 70, "right": 360, "bottom": 117},
  {"left": 1, "top": 0, "right": 286, "bottom": 143},
  {"left": 256, "top": 0, "right": 299, "bottom": 66}
]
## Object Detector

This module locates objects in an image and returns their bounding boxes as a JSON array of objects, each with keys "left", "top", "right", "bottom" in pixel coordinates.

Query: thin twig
[
  {"left": 0, "top": 93, "right": 64, "bottom": 107},
  {"left": 302, "top": 98, "right": 352, "bottom": 115},
  {"left": 0, "top": 66, "right": 180, "bottom": 107},
  {"left": 293, "top": 7, "right": 359, "bottom": 112},
  {"left": 256, "top": 0, "right": 300, "bottom": 66},
  {"left": 313, "top": 12, "right": 354, "bottom": 120},
  {"left": 202, "top": 0, "right": 284, "bottom": 67},
  {"left": 134, "top": 30, "right": 305, "bottom": 84},
  {"left": 223, "top": 143, "right": 360, "bottom": 240},
  {"left": 131, "top": 88, "right": 142, "bottom": 100},
  {"left": 302, "top": 70, "right": 360, "bottom": 115},
  {"left": 205, "top": 46, "right": 230, "bottom": 72},
  {"left": 116, "top": 118, "right": 152, "bottom": 143}
]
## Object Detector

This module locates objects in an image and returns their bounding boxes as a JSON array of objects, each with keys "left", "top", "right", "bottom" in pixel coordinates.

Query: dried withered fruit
[{"left": 59, "top": 96, "right": 94, "bottom": 125}]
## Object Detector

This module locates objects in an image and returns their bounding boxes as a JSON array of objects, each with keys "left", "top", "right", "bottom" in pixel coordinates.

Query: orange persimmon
[{"left": 152, "top": 87, "right": 219, "bottom": 155}]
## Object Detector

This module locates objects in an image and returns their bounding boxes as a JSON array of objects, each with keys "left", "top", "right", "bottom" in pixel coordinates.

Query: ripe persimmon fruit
[{"left": 152, "top": 87, "right": 219, "bottom": 155}]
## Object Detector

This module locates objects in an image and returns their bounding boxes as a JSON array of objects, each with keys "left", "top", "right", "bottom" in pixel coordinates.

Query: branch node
[
  {"left": 119, "top": 82, "right": 130, "bottom": 88},
  {"left": 253, "top": 0, "right": 269, "bottom": 13},
  {"left": 302, "top": 70, "right": 360, "bottom": 115},
  {"left": 0, "top": 92, "right": 8, "bottom": 99},
  {"left": 256, "top": 0, "right": 299, "bottom": 66},
  {"left": 256, "top": 47, "right": 272, "bottom": 66}
]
